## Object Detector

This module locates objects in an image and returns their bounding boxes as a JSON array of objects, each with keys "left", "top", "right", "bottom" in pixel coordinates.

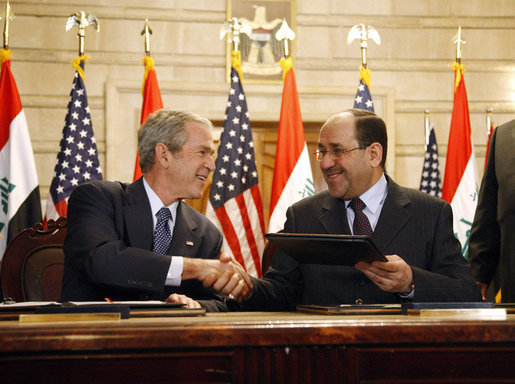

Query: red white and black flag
[{"left": 0, "top": 49, "right": 42, "bottom": 258}]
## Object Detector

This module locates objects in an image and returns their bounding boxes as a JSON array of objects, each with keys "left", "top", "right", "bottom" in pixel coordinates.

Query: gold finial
[
  {"left": 347, "top": 24, "right": 381, "bottom": 68},
  {"left": 453, "top": 26, "right": 466, "bottom": 63},
  {"left": 220, "top": 17, "right": 251, "bottom": 53},
  {"left": 275, "top": 19, "right": 295, "bottom": 58},
  {"left": 65, "top": 11, "right": 100, "bottom": 56},
  {"left": 1, "top": 0, "right": 15, "bottom": 50},
  {"left": 141, "top": 19, "right": 152, "bottom": 56}
]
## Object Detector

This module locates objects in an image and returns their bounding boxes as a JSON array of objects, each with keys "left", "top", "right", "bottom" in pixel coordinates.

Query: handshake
[{"left": 173, "top": 254, "right": 252, "bottom": 307}]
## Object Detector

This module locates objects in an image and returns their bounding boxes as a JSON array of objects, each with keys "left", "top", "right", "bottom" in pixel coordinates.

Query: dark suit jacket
[
  {"left": 243, "top": 176, "right": 480, "bottom": 311},
  {"left": 469, "top": 120, "right": 515, "bottom": 302},
  {"left": 61, "top": 178, "right": 226, "bottom": 312}
]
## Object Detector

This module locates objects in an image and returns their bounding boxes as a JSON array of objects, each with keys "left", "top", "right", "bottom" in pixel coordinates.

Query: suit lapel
[
  {"left": 169, "top": 202, "right": 201, "bottom": 256},
  {"left": 373, "top": 177, "right": 412, "bottom": 250},
  {"left": 124, "top": 178, "right": 154, "bottom": 250},
  {"left": 319, "top": 195, "right": 352, "bottom": 235}
]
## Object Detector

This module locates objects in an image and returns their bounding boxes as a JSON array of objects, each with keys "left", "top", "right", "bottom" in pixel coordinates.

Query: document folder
[{"left": 265, "top": 233, "right": 387, "bottom": 266}]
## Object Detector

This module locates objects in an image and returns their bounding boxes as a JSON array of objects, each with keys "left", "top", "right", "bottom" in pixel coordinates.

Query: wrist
[
  {"left": 399, "top": 278, "right": 415, "bottom": 295},
  {"left": 181, "top": 257, "right": 201, "bottom": 280}
]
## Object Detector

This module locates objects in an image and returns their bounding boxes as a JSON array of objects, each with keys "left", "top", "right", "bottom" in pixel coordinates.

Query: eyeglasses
[{"left": 313, "top": 146, "right": 367, "bottom": 161}]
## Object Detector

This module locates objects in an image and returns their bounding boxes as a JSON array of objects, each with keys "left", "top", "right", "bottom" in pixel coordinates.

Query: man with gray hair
[{"left": 61, "top": 109, "right": 251, "bottom": 311}]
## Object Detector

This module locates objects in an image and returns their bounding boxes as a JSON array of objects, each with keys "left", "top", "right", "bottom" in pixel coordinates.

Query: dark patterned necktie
[
  {"left": 349, "top": 198, "right": 373, "bottom": 237},
  {"left": 153, "top": 207, "right": 172, "bottom": 254}
]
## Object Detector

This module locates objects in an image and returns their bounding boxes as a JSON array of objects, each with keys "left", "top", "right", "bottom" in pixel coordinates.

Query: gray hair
[{"left": 138, "top": 109, "right": 213, "bottom": 173}]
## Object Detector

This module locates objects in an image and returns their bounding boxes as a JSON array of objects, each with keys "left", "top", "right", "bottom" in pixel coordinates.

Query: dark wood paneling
[{"left": 0, "top": 314, "right": 514, "bottom": 383}]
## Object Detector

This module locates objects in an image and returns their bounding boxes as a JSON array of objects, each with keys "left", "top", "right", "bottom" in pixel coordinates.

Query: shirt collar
[
  {"left": 142, "top": 177, "right": 179, "bottom": 223},
  {"left": 345, "top": 173, "right": 387, "bottom": 215}
]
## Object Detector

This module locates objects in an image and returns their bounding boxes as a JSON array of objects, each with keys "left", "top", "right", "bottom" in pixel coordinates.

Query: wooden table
[{"left": 0, "top": 311, "right": 514, "bottom": 383}]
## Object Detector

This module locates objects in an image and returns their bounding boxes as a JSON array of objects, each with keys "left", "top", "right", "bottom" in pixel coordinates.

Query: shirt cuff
[
  {"left": 165, "top": 256, "right": 183, "bottom": 286},
  {"left": 399, "top": 288, "right": 415, "bottom": 299}
]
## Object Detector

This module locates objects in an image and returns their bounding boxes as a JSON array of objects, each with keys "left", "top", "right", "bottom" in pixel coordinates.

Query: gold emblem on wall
[{"left": 225, "top": 0, "right": 296, "bottom": 83}]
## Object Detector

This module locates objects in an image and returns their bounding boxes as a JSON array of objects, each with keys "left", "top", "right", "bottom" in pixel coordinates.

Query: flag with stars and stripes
[
  {"left": 44, "top": 58, "right": 102, "bottom": 223},
  {"left": 205, "top": 65, "right": 265, "bottom": 278},
  {"left": 353, "top": 66, "right": 374, "bottom": 112},
  {"left": 419, "top": 124, "right": 442, "bottom": 198}
]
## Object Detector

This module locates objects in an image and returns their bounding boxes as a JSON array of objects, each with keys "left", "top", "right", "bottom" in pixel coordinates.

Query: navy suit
[
  {"left": 61, "top": 178, "right": 226, "bottom": 311},
  {"left": 243, "top": 176, "right": 480, "bottom": 311}
]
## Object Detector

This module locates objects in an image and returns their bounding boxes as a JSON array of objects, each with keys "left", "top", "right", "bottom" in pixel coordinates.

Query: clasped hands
[
  {"left": 355, "top": 254, "right": 414, "bottom": 294},
  {"left": 173, "top": 253, "right": 252, "bottom": 307}
]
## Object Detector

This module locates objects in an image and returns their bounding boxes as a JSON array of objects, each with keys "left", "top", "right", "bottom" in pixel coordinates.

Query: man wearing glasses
[{"left": 241, "top": 109, "right": 480, "bottom": 311}]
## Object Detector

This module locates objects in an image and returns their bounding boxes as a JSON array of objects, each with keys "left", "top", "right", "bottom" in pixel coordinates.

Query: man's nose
[{"left": 320, "top": 153, "right": 336, "bottom": 170}]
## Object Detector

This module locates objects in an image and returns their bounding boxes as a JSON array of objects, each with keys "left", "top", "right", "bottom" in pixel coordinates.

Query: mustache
[{"left": 323, "top": 166, "right": 345, "bottom": 176}]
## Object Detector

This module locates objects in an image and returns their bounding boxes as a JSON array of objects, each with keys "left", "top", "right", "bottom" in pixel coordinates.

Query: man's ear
[
  {"left": 368, "top": 142, "right": 383, "bottom": 168},
  {"left": 155, "top": 143, "right": 169, "bottom": 167}
]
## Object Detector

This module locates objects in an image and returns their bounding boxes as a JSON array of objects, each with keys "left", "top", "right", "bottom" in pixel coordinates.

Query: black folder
[{"left": 265, "top": 233, "right": 387, "bottom": 266}]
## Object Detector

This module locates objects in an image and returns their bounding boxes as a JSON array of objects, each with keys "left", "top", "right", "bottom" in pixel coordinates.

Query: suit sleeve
[
  {"left": 411, "top": 201, "right": 481, "bottom": 302},
  {"left": 468, "top": 127, "right": 501, "bottom": 285},
  {"left": 64, "top": 182, "right": 171, "bottom": 295},
  {"left": 241, "top": 206, "right": 304, "bottom": 311}
]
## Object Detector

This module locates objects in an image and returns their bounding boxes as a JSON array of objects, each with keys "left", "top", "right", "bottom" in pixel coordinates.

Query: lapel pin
[{"left": 186, "top": 241, "right": 194, "bottom": 246}]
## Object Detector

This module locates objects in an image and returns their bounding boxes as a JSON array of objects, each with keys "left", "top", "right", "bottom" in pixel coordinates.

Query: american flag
[
  {"left": 419, "top": 124, "right": 442, "bottom": 198},
  {"left": 353, "top": 79, "right": 374, "bottom": 112},
  {"left": 44, "top": 60, "right": 102, "bottom": 222},
  {"left": 205, "top": 67, "right": 265, "bottom": 277}
]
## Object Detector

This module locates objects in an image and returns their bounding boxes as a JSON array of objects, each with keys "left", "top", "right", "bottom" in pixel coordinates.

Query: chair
[{"left": 1, "top": 217, "right": 67, "bottom": 302}]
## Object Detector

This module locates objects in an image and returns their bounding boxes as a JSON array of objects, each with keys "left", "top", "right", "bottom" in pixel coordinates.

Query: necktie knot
[
  {"left": 349, "top": 197, "right": 366, "bottom": 213},
  {"left": 153, "top": 207, "right": 172, "bottom": 254},
  {"left": 156, "top": 207, "right": 172, "bottom": 223}
]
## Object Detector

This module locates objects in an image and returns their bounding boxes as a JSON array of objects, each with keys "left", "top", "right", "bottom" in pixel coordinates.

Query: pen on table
[{"left": 104, "top": 297, "right": 114, "bottom": 304}]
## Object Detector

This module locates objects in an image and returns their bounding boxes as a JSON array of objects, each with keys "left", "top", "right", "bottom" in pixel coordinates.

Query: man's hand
[
  {"left": 182, "top": 254, "right": 252, "bottom": 302},
  {"left": 355, "top": 254, "right": 413, "bottom": 294},
  {"left": 165, "top": 293, "right": 201, "bottom": 308}
]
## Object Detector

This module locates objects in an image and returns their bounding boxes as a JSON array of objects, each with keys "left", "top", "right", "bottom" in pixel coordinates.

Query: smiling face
[
  {"left": 318, "top": 112, "right": 382, "bottom": 200},
  {"left": 165, "top": 121, "right": 215, "bottom": 200}
]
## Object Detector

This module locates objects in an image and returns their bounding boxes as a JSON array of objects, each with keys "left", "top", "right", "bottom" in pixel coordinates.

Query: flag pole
[
  {"left": 220, "top": 17, "right": 250, "bottom": 79},
  {"left": 65, "top": 11, "right": 99, "bottom": 57},
  {"left": 347, "top": 24, "right": 381, "bottom": 70},
  {"left": 2, "top": 0, "right": 14, "bottom": 50},
  {"left": 424, "top": 109, "right": 431, "bottom": 146},
  {"left": 453, "top": 26, "right": 465, "bottom": 64},
  {"left": 275, "top": 19, "right": 295, "bottom": 80},
  {"left": 141, "top": 18, "right": 152, "bottom": 56},
  {"left": 486, "top": 107, "right": 493, "bottom": 139},
  {"left": 276, "top": 19, "right": 295, "bottom": 59}
]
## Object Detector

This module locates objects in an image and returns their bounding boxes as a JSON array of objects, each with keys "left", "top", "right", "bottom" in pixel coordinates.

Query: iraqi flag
[
  {"left": 0, "top": 49, "right": 42, "bottom": 259},
  {"left": 268, "top": 58, "right": 314, "bottom": 233},
  {"left": 133, "top": 56, "right": 163, "bottom": 181},
  {"left": 442, "top": 62, "right": 479, "bottom": 258}
]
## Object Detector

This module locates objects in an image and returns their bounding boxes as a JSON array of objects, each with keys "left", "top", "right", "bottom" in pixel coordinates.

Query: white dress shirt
[
  {"left": 344, "top": 174, "right": 388, "bottom": 232},
  {"left": 143, "top": 177, "right": 183, "bottom": 286}
]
